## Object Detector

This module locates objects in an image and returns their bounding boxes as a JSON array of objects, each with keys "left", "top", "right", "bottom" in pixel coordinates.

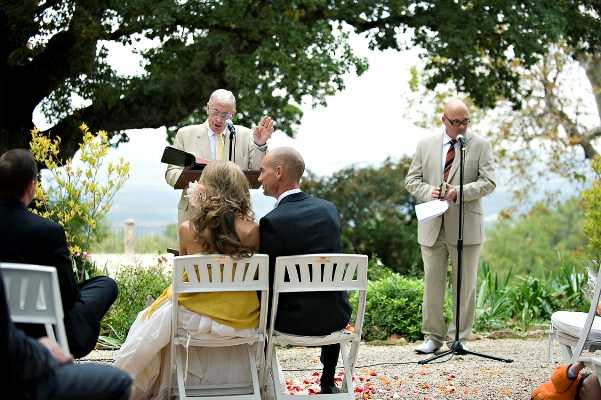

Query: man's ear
[{"left": 28, "top": 179, "right": 36, "bottom": 197}]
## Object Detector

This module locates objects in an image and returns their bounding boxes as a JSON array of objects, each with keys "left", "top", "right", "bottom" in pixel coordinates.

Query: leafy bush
[
  {"left": 474, "top": 262, "right": 513, "bottom": 331},
  {"left": 482, "top": 198, "right": 587, "bottom": 277},
  {"left": 582, "top": 155, "right": 601, "bottom": 260},
  {"left": 352, "top": 273, "right": 436, "bottom": 342},
  {"left": 302, "top": 158, "right": 422, "bottom": 275},
  {"left": 100, "top": 265, "right": 170, "bottom": 348},
  {"left": 475, "top": 261, "right": 590, "bottom": 331},
  {"left": 366, "top": 257, "right": 398, "bottom": 281},
  {"left": 29, "top": 124, "right": 129, "bottom": 277}
]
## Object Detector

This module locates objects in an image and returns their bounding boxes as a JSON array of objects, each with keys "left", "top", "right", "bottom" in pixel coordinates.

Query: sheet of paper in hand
[{"left": 415, "top": 200, "right": 449, "bottom": 222}]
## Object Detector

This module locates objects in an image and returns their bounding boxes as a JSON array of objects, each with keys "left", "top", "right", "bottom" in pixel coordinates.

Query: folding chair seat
[
  {"left": 549, "top": 265, "right": 601, "bottom": 364},
  {"left": 0, "top": 262, "right": 70, "bottom": 354},
  {"left": 169, "top": 254, "right": 269, "bottom": 400},
  {"left": 265, "top": 254, "right": 368, "bottom": 400}
]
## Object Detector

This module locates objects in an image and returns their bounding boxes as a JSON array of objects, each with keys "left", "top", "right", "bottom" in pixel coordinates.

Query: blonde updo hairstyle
[{"left": 191, "top": 161, "right": 255, "bottom": 257}]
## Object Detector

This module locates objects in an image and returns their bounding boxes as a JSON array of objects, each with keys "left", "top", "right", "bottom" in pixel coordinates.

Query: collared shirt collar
[
  {"left": 443, "top": 131, "right": 457, "bottom": 146},
  {"left": 207, "top": 126, "right": 225, "bottom": 138},
  {"left": 276, "top": 188, "right": 302, "bottom": 206}
]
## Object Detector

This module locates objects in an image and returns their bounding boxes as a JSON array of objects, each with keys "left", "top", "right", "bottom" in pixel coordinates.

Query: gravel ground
[{"left": 85, "top": 334, "right": 566, "bottom": 399}]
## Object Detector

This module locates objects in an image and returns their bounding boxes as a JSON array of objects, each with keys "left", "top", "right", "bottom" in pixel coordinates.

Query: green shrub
[
  {"left": 352, "top": 274, "right": 429, "bottom": 342},
  {"left": 474, "top": 262, "right": 513, "bottom": 331},
  {"left": 100, "top": 265, "right": 170, "bottom": 348},
  {"left": 582, "top": 155, "right": 601, "bottom": 260},
  {"left": 366, "top": 257, "right": 397, "bottom": 281},
  {"left": 474, "top": 261, "right": 590, "bottom": 331}
]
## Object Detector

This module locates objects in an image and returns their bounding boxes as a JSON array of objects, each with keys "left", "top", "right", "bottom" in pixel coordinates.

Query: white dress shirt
[
  {"left": 440, "top": 131, "right": 459, "bottom": 175},
  {"left": 276, "top": 188, "right": 302, "bottom": 206},
  {"left": 207, "top": 127, "right": 226, "bottom": 160}
]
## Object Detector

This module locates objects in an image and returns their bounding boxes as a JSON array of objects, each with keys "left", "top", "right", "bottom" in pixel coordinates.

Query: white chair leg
[
  {"left": 246, "top": 344, "right": 261, "bottom": 400},
  {"left": 45, "top": 322, "right": 56, "bottom": 342},
  {"left": 548, "top": 325, "right": 555, "bottom": 364},
  {"left": 339, "top": 342, "right": 353, "bottom": 398},
  {"left": 271, "top": 349, "right": 285, "bottom": 400},
  {"left": 176, "top": 348, "right": 187, "bottom": 400}
]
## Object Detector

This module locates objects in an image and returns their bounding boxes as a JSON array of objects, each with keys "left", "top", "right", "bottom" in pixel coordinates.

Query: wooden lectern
[{"left": 174, "top": 167, "right": 261, "bottom": 189}]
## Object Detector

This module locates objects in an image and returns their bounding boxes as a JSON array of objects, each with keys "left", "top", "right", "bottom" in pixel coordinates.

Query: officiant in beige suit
[
  {"left": 165, "top": 89, "right": 273, "bottom": 224},
  {"left": 405, "top": 98, "right": 496, "bottom": 355}
]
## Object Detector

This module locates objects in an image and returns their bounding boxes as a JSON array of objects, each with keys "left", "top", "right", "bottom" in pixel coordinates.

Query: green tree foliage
[
  {"left": 302, "top": 158, "right": 421, "bottom": 275},
  {"left": 2, "top": 1, "right": 599, "bottom": 160},
  {"left": 481, "top": 197, "right": 587, "bottom": 277},
  {"left": 352, "top": 274, "right": 426, "bottom": 342},
  {"left": 582, "top": 156, "right": 601, "bottom": 260},
  {"left": 405, "top": 45, "right": 600, "bottom": 206}
]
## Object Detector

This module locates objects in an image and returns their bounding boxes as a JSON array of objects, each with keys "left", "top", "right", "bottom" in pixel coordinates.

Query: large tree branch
[
  {"left": 41, "top": 59, "right": 229, "bottom": 159},
  {"left": 577, "top": 52, "right": 601, "bottom": 124},
  {"left": 23, "top": 2, "right": 109, "bottom": 108}
]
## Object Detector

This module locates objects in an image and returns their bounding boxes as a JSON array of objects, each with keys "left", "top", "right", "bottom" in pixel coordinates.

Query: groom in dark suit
[
  {"left": 0, "top": 149, "right": 118, "bottom": 358},
  {"left": 258, "top": 147, "right": 351, "bottom": 394}
]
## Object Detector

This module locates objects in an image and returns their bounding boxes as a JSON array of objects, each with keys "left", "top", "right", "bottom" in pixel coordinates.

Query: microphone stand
[
  {"left": 227, "top": 122, "right": 236, "bottom": 162},
  {"left": 419, "top": 137, "right": 513, "bottom": 365}
]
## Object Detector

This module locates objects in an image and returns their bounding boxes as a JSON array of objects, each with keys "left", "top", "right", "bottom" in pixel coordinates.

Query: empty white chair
[
  {"left": 265, "top": 254, "right": 368, "bottom": 400},
  {"left": 550, "top": 265, "right": 601, "bottom": 363},
  {"left": 169, "top": 254, "right": 269, "bottom": 400},
  {"left": 0, "top": 262, "right": 70, "bottom": 354}
]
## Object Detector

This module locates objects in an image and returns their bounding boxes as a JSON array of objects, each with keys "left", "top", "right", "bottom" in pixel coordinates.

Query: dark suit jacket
[
  {"left": 1, "top": 267, "right": 58, "bottom": 398},
  {"left": 259, "top": 192, "right": 351, "bottom": 336},
  {"left": 0, "top": 199, "right": 80, "bottom": 314}
]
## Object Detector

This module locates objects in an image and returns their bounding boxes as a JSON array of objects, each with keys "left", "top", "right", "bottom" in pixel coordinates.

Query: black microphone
[
  {"left": 226, "top": 119, "right": 236, "bottom": 139},
  {"left": 457, "top": 134, "right": 466, "bottom": 145},
  {"left": 226, "top": 120, "right": 236, "bottom": 162}
]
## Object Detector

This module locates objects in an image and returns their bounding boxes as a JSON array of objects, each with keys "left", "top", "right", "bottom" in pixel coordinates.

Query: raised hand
[{"left": 253, "top": 116, "right": 274, "bottom": 146}]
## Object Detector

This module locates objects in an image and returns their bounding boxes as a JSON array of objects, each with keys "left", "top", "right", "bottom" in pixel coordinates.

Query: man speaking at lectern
[
  {"left": 165, "top": 89, "right": 273, "bottom": 224},
  {"left": 405, "top": 98, "right": 495, "bottom": 355}
]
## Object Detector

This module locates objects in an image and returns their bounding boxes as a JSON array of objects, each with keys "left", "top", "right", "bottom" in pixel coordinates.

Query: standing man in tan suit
[
  {"left": 165, "top": 89, "right": 273, "bottom": 224},
  {"left": 405, "top": 99, "right": 496, "bottom": 354}
]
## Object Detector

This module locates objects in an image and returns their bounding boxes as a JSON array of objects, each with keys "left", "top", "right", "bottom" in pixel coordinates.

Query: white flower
[{"left": 185, "top": 180, "right": 205, "bottom": 210}]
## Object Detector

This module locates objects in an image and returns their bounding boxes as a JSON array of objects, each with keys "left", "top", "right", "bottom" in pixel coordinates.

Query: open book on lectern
[
  {"left": 160, "top": 146, "right": 206, "bottom": 171},
  {"left": 160, "top": 146, "right": 260, "bottom": 189}
]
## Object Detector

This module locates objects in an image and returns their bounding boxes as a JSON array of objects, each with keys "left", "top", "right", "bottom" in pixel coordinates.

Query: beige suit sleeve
[
  {"left": 459, "top": 139, "right": 496, "bottom": 203},
  {"left": 405, "top": 141, "right": 435, "bottom": 203},
  {"left": 165, "top": 128, "right": 185, "bottom": 187}
]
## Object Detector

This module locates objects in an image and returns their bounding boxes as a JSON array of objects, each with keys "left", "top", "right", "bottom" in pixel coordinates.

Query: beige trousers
[{"left": 420, "top": 225, "right": 481, "bottom": 344}]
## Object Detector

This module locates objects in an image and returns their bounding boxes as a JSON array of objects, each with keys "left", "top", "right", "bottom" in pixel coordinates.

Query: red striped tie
[{"left": 443, "top": 139, "right": 457, "bottom": 182}]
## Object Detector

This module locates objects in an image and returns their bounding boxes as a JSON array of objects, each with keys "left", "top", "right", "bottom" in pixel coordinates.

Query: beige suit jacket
[
  {"left": 405, "top": 132, "right": 496, "bottom": 247},
  {"left": 165, "top": 122, "right": 266, "bottom": 221}
]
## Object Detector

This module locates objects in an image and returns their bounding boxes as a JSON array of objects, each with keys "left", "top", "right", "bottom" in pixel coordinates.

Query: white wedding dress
[{"left": 114, "top": 299, "right": 257, "bottom": 400}]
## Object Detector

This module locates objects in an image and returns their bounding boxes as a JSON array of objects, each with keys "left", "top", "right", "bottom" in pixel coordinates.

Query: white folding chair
[
  {"left": 169, "top": 254, "right": 269, "bottom": 400},
  {"left": 265, "top": 254, "right": 368, "bottom": 400},
  {"left": 549, "top": 265, "right": 601, "bottom": 364},
  {"left": 0, "top": 262, "right": 70, "bottom": 354}
]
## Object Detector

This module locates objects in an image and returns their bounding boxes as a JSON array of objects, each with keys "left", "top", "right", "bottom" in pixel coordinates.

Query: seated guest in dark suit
[
  {"left": 0, "top": 149, "right": 118, "bottom": 358},
  {"left": 258, "top": 147, "right": 351, "bottom": 394},
  {"left": 1, "top": 267, "right": 132, "bottom": 399}
]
